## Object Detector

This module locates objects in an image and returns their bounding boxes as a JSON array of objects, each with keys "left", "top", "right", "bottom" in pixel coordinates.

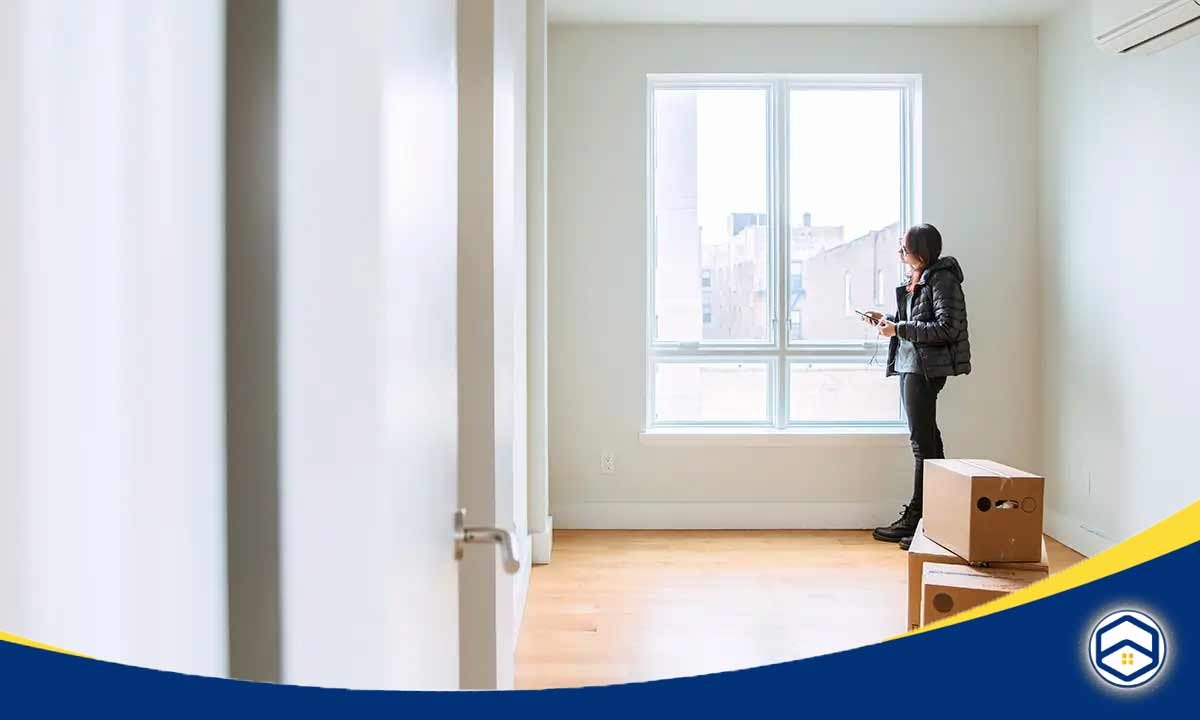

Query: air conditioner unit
[{"left": 1093, "top": 0, "right": 1200, "bottom": 54}]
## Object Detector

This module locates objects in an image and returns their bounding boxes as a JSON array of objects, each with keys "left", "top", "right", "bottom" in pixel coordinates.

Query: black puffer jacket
[{"left": 885, "top": 256, "right": 971, "bottom": 378}]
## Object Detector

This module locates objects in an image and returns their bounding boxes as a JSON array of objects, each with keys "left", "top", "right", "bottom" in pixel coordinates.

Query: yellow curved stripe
[
  {"left": 0, "top": 629, "right": 84, "bottom": 657},
  {"left": 900, "top": 499, "right": 1200, "bottom": 638}
]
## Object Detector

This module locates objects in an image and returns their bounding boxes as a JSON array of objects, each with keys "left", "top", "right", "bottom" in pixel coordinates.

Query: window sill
[{"left": 639, "top": 426, "right": 910, "bottom": 447}]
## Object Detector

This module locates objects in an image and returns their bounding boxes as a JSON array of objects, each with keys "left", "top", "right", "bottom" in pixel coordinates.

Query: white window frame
[{"left": 645, "top": 73, "right": 921, "bottom": 431}]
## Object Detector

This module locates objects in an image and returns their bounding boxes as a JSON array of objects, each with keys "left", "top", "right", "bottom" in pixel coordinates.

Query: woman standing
[{"left": 864, "top": 224, "right": 971, "bottom": 549}]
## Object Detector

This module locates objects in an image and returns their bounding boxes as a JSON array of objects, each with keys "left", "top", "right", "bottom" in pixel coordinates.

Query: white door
[{"left": 277, "top": 0, "right": 467, "bottom": 690}]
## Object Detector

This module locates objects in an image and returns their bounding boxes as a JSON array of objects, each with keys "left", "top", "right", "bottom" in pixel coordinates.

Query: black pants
[{"left": 900, "top": 373, "right": 947, "bottom": 511}]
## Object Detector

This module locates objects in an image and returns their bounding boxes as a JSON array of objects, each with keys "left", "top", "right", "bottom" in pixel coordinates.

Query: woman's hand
[
  {"left": 862, "top": 311, "right": 884, "bottom": 326},
  {"left": 877, "top": 319, "right": 898, "bottom": 338}
]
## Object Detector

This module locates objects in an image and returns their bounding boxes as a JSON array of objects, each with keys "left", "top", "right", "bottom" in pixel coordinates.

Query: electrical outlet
[{"left": 600, "top": 452, "right": 616, "bottom": 475}]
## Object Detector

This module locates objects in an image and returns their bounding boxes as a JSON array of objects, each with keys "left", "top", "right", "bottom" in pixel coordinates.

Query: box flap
[
  {"left": 959, "top": 458, "right": 1042, "bottom": 480},
  {"left": 925, "top": 459, "right": 989, "bottom": 478},
  {"left": 908, "top": 519, "right": 957, "bottom": 560},
  {"left": 928, "top": 458, "right": 1043, "bottom": 480}
]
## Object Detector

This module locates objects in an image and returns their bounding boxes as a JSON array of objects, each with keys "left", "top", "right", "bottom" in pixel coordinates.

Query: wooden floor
[{"left": 515, "top": 530, "right": 1084, "bottom": 689}]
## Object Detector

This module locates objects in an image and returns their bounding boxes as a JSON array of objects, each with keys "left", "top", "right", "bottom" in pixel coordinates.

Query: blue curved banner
[{"left": 3, "top": 538, "right": 1194, "bottom": 716}]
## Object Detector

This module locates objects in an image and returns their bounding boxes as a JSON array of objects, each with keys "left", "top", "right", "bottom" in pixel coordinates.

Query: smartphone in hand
[{"left": 855, "top": 309, "right": 882, "bottom": 326}]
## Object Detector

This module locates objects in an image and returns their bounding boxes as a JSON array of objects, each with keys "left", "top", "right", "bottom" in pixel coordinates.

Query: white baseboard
[
  {"left": 554, "top": 502, "right": 1120, "bottom": 553},
  {"left": 530, "top": 516, "right": 553, "bottom": 564},
  {"left": 553, "top": 501, "right": 905, "bottom": 530},
  {"left": 1045, "top": 508, "right": 1112, "bottom": 558}
]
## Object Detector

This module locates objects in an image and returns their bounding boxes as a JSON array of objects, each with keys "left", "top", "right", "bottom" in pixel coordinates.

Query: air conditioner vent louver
[{"left": 1093, "top": 0, "right": 1200, "bottom": 55}]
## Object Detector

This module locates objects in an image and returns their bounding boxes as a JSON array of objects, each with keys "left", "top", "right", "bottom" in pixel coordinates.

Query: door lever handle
[{"left": 454, "top": 509, "right": 520, "bottom": 574}]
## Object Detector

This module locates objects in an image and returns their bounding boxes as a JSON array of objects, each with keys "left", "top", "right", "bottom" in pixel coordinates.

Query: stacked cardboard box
[
  {"left": 906, "top": 519, "right": 1049, "bottom": 630},
  {"left": 921, "top": 563, "right": 1049, "bottom": 625},
  {"left": 907, "top": 459, "right": 1049, "bottom": 629}
]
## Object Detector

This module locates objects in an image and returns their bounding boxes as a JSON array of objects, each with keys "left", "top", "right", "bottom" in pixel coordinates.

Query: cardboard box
[
  {"left": 906, "top": 519, "right": 1048, "bottom": 630},
  {"left": 921, "top": 562, "right": 1047, "bottom": 625},
  {"left": 923, "top": 459, "right": 1045, "bottom": 563}
]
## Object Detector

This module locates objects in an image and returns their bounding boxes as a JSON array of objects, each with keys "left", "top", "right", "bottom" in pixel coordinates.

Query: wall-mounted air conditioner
[{"left": 1093, "top": 0, "right": 1200, "bottom": 53}]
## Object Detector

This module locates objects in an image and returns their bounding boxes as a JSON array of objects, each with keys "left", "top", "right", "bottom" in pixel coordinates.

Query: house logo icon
[{"left": 1088, "top": 610, "right": 1167, "bottom": 688}]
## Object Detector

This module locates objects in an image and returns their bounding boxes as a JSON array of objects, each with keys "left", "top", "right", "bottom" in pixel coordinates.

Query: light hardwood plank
[{"left": 515, "top": 530, "right": 1084, "bottom": 689}]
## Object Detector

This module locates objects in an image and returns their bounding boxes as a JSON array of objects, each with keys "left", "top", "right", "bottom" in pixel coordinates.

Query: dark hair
[{"left": 903, "top": 223, "right": 942, "bottom": 268}]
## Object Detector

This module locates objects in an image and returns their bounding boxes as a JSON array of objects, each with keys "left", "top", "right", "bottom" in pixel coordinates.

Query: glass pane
[
  {"left": 653, "top": 87, "right": 769, "bottom": 343},
  {"left": 654, "top": 362, "right": 769, "bottom": 423},
  {"left": 789, "top": 362, "right": 900, "bottom": 423},
  {"left": 789, "top": 88, "right": 904, "bottom": 343}
]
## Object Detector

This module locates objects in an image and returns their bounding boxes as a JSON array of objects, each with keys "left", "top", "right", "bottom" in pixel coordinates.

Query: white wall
[
  {"left": 548, "top": 24, "right": 1040, "bottom": 528},
  {"left": 1038, "top": 2, "right": 1200, "bottom": 555},
  {"left": 527, "top": 0, "right": 554, "bottom": 563},
  {"left": 0, "top": 0, "right": 226, "bottom": 674}
]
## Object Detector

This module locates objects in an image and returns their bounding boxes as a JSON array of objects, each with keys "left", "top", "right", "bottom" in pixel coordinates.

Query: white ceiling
[{"left": 548, "top": 0, "right": 1072, "bottom": 26}]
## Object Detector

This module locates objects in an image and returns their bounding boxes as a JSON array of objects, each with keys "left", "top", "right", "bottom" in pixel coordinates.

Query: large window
[{"left": 647, "top": 75, "right": 919, "bottom": 429}]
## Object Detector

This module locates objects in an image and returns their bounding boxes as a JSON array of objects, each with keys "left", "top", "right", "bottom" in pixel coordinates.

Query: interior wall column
[{"left": 525, "top": 0, "right": 552, "bottom": 565}]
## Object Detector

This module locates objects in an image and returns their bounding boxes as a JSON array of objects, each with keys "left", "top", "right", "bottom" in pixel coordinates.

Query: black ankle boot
[
  {"left": 873, "top": 503, "right": 921, "bottom": 542},
  {"left": 899, "top": 535, "right": 914, "bottom": 551}
]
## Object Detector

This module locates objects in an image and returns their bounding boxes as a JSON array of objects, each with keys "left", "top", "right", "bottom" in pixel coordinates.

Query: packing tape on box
[{"left": 956, "top": 459, "right": 1037, "bottom": 513}]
